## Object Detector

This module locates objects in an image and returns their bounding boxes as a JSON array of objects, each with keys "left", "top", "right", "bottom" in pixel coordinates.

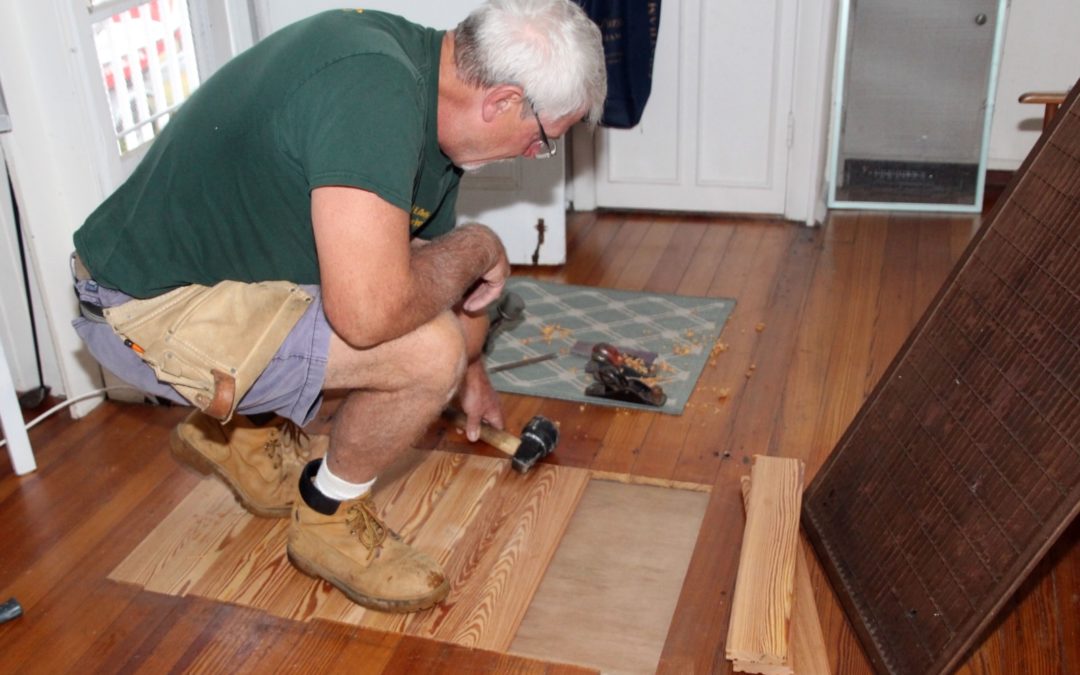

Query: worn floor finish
[{"left": 1, "top": 210, "right": 1077, "bottom": 673}]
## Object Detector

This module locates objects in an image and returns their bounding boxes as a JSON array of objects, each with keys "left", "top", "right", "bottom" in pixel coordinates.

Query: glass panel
[
  {"left": 831, "top": 0, "right": 1001, "bottom": 208},
  {"left": 91, "top": 0, "right": 201, "bottom": 154}
]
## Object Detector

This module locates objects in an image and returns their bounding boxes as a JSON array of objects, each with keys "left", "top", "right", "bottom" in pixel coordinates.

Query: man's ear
[{"left": 481, "top": 85, "right": 526, "bottom": 123}]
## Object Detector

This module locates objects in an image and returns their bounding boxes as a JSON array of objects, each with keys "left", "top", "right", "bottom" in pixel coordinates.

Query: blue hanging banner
[{"left": 576, "top": 0, "right": 661, "bottom": 129}]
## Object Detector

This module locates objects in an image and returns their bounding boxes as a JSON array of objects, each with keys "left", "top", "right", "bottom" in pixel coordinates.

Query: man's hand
[
  {"left": 462, "top": 235, "right": 510, "bottom": 313},
  {"left": 458, "top": 360, "right": 503, "bottom": 442}
]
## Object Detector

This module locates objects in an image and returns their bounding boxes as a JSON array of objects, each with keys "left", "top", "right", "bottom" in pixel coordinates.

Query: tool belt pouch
[{"left": 103, "top": 281, "right": 313, "bottom": 423}]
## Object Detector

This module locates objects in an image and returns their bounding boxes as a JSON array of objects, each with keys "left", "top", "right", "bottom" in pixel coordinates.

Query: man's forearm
[{"left": 389, "top": 224, "right": 505, "bottom": 342}]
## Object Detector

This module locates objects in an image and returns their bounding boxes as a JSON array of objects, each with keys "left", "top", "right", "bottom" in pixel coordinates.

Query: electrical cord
[{"left": 0, "top": 386, "right": 141, "bottom": 450}]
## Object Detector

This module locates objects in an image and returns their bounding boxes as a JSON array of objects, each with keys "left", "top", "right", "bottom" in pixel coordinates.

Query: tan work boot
[
  {"left": 287, "top": 459, "right": 450, "bottom": 613},
  {"left": 170, "top": 410, "right": 327, "bottom": 518}
]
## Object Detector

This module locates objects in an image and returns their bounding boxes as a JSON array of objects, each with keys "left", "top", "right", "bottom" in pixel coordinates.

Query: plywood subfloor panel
[
  {"left": 509, "top": 479, "right": 709, "bottom": 674},
  {"left": 110, "top": 449, "right": 590, "bottom": 651}
]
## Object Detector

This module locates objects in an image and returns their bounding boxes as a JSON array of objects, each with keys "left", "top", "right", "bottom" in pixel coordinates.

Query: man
[{"left": 71, "top": 0, "right": 605, "bottom": 613}]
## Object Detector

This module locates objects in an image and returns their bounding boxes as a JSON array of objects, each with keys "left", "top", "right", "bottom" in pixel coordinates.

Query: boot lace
[
  {"left": 263, "top": 420, "right": 313, "bottom": 470},
  {"left": 346, "top": 495, "right": 389, "bottom": 560}
]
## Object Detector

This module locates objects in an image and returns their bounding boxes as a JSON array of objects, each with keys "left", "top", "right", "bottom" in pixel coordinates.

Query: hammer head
[
  {"left": 483, "top": 291, "right": 526, "bottom": 354},
  {"left": 512, "top": 415, "right": 559, "bottom": 473}
]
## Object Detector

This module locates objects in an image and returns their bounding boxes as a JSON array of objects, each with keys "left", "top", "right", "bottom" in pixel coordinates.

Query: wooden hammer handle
[{"left": 446, "top": 411, "right": 520, "bottom": 457}]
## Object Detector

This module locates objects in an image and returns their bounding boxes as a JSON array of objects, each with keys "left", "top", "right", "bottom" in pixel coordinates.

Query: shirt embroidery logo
[{"left": 410, "top": 205, "right": 431, "bottom": 230}]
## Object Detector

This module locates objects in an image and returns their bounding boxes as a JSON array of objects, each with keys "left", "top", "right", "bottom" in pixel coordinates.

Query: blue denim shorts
[{"left": 72, "top": 278, "right": 332, "bottom": 426}]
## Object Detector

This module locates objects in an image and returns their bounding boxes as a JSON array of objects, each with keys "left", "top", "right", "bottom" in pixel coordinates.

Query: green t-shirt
[{"left": 75, "top": 10, "right": 461, "bottom": 298}]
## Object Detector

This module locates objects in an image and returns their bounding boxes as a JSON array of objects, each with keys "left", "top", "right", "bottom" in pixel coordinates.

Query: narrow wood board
[
  {"left": 110, "top": 448, "right": 590, "bottom": 651},
  {"left": 740, "top": 475, "right": 832, "bottom": 675},
  {"left": 509, "top": 479, "right": 710, "bottom": 675},
  {"left": 726, "top": 455, "right": 805, "bottom": 672}
]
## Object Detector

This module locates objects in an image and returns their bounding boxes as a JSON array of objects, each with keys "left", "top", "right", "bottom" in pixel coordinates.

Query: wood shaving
[
  {"left": 717, "top": 388, "right": 731, "bottom": 401},
  {"left": 623, "top": 356, "right": 649, "bottom": 375},
  {"left": 672, "top": 342, "right": 695, "bottom": 356},
  {"left": 540, "top": 323, "right": 573, "bottom": 344},
  {"left": 708, "top": 340, "right": 729, "bottom": 366},
  {"left": 755, "top": 322, "right": 766, "bottom": 332}
]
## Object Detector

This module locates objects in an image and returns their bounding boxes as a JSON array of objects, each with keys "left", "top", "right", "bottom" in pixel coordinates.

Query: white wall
[{"left": 988, "top": 0, "right": 1080, "bottom": 170}]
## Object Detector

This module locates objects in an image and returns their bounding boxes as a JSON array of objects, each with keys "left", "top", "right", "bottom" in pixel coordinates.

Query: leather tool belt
[{"left": 102, "top": 279, "right": 313, "bottom": 422}]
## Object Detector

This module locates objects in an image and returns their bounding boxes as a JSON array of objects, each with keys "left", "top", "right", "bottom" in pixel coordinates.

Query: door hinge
[{"left": 786, "top": 114, "right": 795, "bottom": 149}]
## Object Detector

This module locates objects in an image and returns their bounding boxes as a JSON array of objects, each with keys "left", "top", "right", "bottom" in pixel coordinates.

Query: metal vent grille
[{"left": 804, "top": 79, "right": 1080, "bottom": 675}]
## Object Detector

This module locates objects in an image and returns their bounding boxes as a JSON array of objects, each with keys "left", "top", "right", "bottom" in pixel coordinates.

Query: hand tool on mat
[
  {"left": 584, "top": 342, "right": 667, "bottom": 407},
  {"left": 571, "top": 340, "right": 658, "bottom": 367},
  {"left": 487, "top": 352, "right": 557, "bottom": 374},
  {"left": 445, "top": 410, "right": 559, "bottom": 473},
  {"left": 483, "top": 291, "right": 526, "bottom": 354}
]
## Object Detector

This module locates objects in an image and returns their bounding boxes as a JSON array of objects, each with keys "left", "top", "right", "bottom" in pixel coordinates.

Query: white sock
[{"left": 313, "top": 460, "right": 376, "bottom": 501}]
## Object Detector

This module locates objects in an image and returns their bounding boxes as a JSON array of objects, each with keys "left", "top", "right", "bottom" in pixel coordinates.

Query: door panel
[
  {"left": 251, "top": 0, "right": 566, "bottom": 264},
  {"left": 596, "top": 0, "right": 797, "bottom": 214}
]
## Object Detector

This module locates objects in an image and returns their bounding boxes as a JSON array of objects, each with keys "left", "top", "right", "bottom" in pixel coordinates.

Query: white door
[
  {"left": 594, "top": 0, "right": 798, "bottom": 214},
  {"left": 250, "top": 0, "right": 567, "bottom": 264}
]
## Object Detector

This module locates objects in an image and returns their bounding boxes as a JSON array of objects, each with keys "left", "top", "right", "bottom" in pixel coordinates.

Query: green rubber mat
[{"left": 487, "top": 279, "right": 736, "bottom": 415}]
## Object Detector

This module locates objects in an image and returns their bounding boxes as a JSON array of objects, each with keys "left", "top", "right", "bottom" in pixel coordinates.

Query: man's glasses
[{"left": 529, "top": 101, "right": 557, "bottom": 159}]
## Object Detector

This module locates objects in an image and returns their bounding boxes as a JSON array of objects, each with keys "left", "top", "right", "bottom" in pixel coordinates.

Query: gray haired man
[{"left": 72, "top": 0, "right": 605, "bottom": 612}]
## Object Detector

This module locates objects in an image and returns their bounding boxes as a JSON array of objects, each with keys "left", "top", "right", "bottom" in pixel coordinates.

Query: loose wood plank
[
  {"left": 741, "top": 475, "right": 832, "bottom": 675},
  {"left": 726, "top": 455, "right": 805, "bottom": 673}
]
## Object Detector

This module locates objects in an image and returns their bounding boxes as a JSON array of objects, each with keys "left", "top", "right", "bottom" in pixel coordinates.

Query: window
[{"left": 89, "top": 0, "right": 201, "bottom": 154}]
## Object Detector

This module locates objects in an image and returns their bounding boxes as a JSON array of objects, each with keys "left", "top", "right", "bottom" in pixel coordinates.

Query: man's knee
[
  {"left": 407, "top": 310, "right": 468, "bottom": 397},
  {"left": 325, "top": 310, "right": 467, "bottom": 396}
]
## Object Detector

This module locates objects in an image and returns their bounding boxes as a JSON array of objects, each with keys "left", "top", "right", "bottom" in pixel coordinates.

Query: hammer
[
  {"left": 445, "top": 410, "right": 558, "bottom": 473},
  {"left": 483, "top": 291, "right": 526, "bottom": 354}
]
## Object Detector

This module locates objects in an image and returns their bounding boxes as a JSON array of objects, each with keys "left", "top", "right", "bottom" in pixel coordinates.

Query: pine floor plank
[
  {"left": 76, "top": 590, "right": 186, "bottom": 673},
  {"left": 998, "top": 557, "right": 1064, "bottom": 674},
  {"left": 110, "top": 449, "right": 589, "bottom": 653},
  {"left": 644, "top": 221, "right": 709, "bottom": 293},
  {"left": 587, "top": 216, "right": 653, "bottom": 287},
  {"left": 396, "top": 462, "right": 589, "bottom": 649},
  {"left": 656, "top": 456, "right": 748, "bottom": 674},
  {"left": 1053, "top": 522, "right": 1080, "bottom": 674},
  {"left": 612, "top": 217, "right": 676, "bottom": 289},
  {"left": 109, "top": 477, "right": 249, "bottom": 594}
]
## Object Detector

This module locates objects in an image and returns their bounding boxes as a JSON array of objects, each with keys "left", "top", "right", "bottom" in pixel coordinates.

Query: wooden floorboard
[
  {"left": 111, "top": 450, "right": 589, "bottom": 652},
  {"left": 1, "top": 209, "right": 1076, "bottom": 673}
]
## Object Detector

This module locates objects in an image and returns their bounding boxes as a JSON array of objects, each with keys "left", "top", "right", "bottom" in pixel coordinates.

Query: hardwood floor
[{"left": 2, "top": 209, "right": 1077, "bottom": 673}]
